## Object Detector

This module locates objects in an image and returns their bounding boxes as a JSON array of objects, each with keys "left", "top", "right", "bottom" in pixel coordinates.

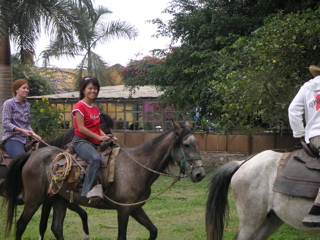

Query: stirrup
[
  {"left": 302, "top": 214, "right": 320, "bottom": 227},
  {"left": 86, "top": 184, "right": 103, "bottom": 199}
]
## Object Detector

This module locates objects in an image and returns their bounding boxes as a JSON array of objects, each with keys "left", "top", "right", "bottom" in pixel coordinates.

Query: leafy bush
[{"left": 30, "top": 97, "right": 64, "bottom": 140}]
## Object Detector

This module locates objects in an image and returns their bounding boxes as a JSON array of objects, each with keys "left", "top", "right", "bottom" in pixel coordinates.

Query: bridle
[{"left": 172, "top": 143, "right": 202, "bottom": 174}]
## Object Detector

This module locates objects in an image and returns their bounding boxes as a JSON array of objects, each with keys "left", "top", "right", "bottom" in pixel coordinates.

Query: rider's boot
[{"left": 302, "top": 188, "right": 320, "bottom": 227}]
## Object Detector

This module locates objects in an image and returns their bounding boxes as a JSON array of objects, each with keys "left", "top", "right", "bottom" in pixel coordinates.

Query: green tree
[
  {"left": 11, "top": 54, "right": 55, "bottom": 96},
  {"left": 125, "top": 0, "right": 320, "bottom": 132},
  {"left": 214, "top": 6, "right": 320, "bottom": 132},
  {"left": 41, "top": 5, "right": 138, "bottom": 88}
]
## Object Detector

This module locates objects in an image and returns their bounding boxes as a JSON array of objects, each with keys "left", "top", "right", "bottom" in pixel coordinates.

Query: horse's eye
[{"left": 183, "top": 144, "right": 190, "bottom": 148}]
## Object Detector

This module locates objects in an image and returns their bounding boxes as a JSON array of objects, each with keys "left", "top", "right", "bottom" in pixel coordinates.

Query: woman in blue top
[{"left": 2, "top": 79, "right": 41, "bottom": 158}]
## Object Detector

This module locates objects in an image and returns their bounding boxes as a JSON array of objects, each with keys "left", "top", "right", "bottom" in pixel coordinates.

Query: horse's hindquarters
[{"left": 231, "top": 151, "right": 282, "bottom": 239}]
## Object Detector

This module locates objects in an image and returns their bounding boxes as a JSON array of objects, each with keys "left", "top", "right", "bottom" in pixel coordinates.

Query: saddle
[
  {"left": 273, "top": 140, "right": 320, "bottom": 199},
  {"left": 0, "top": 138, "right": 39, "bottom": 178},
  {"left": 49, "top": 141, "right": 120, "bottom": 195}
]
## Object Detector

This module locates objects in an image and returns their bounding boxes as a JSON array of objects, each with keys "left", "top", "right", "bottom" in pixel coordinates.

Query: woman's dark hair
[{"left": 79, "top": 76, "right": 100, "bottom": 100}]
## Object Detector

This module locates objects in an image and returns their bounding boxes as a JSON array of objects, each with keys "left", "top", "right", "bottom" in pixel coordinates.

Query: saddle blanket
[{"left": 273, "top": 148, "right": 320, "bottom": 199}]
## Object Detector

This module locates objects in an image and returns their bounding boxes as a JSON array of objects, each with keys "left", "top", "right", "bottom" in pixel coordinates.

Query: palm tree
[
  {"left": 0, "top": 0, "right": 94, "bottom": 135},
  {"left": 41, "top": 5, "right": 138, "bottom": 87}
]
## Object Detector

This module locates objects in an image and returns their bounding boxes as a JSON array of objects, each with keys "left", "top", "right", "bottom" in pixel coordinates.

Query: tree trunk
[{"left": 0, "top": 36, "right": 14, "bottom": 136}]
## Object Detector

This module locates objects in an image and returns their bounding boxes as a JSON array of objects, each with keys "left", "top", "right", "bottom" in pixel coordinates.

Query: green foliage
[
  {"left": 41, "top": 5, "right": 138, "bottom": 88},
  {"left": 11, "top": 56, "right": 55, "bottom": 96},
  {"left": 120, "top": 55, "right": 164, "bottom": 85},
  {"left": 214, "top": 6, "right": 320, "bottom": 132},
  {"left": 127, "top": 0, "right": 320, "bottom": 133},
  {"left": 30, "top": 97, "right": 64, "bottom": 140}
]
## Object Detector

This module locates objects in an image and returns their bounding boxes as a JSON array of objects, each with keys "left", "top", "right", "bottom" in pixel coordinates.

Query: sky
[{"left": 32, "top": 0, "right": 173, "bottom": 68}]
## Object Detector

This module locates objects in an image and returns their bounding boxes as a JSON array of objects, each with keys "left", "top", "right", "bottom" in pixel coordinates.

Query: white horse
[{"left": 206, "top": 150, "right": 320, "bottom": 240}]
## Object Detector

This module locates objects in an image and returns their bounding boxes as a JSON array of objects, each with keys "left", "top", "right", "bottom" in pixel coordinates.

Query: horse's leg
[
  {"left": 16, "top": 202, "right": 42, "bottom": 240},
  {"left": 117, "top": 208, "right": 130, "bottom": 240},
  {"left": 233, "top": 184, "right": 275, "bottom": 240},
  {"left": 50, "top": 196, "right": 68, "bottom": 240},
  {"left": 252, "top": 211, "right": 284, "bottom": 239},
  {"left": 39, "top": 200, "right": 52, "bottom": 240},
  {"left": 67, "top": 203, "right": 90, "bottom": 240},
  {"left": 130, "top": 207, "right": 157, "bottom": 240}
]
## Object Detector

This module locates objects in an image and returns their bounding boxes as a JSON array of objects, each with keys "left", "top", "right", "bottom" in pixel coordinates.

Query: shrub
[{"left": 30, "top": 97, "right": 64, "bottom": 140}]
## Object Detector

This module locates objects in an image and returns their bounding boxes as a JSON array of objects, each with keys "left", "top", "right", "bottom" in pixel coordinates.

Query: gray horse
[{"left": 206, "top": 150, "right": 320, "bottom": 240}]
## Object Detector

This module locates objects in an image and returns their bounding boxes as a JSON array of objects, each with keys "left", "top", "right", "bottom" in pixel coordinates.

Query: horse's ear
[
  {"left": 184, "top": 121, "right": 190, "bottom": 128},
  {"left": 171, "top": 120, "right": 182, "bottom": 133}
]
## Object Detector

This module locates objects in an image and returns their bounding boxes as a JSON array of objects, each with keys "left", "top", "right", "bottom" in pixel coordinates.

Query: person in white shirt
[{"left": 289, "top": 65, "right": 320, "bottom": 227}]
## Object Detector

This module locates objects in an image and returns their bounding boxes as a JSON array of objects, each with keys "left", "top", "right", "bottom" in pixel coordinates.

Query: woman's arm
[{"left": 75, "top": 111, "right": 110, "bottom": 142}]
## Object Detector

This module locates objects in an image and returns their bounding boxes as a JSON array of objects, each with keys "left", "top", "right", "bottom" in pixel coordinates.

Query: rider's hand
[
  {"left": 31, "top": 132, "right": 42, "bottom": 141},
  {"left": 99, "top": 135, "right": 110, "bottom": 142},
  {"left": 21, "top": 129, "right": 33, "bottom": 137}
]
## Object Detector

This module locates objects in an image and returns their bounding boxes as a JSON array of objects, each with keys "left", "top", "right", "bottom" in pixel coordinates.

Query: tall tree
[
  {"left": 124, "top": 0, "right": 320, "bottom": 132},
  {"left": 0, "top": 0, "right": 94, "bottom": 135},
  {"left": 41, "top": 5, "right": 138, "bottom": 88}
]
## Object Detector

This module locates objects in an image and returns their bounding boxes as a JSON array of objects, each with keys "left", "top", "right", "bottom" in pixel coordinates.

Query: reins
[
  {"left": 116, "top": 140, "right": 185, "bottom": 178},
  {"left": 99, "top": 139, "right": 186, "bottom": 206}
]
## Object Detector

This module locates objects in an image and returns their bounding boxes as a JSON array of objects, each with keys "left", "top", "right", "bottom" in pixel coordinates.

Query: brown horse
[
  {"left": 3, "top": 121, "right": 205, "bottom": 240},
  {"left": 0, "top": 113, "right": 114, "bottom": 239}
]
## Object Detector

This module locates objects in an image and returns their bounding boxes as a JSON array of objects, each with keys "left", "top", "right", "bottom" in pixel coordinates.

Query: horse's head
[{"left": 171, "top": 120, "right": 206, "bottom": 183}]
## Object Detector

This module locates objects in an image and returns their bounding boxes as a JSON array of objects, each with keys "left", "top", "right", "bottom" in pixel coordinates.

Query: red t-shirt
[{"left": 72, "top": 101, "right": 101, "bottom": 145}]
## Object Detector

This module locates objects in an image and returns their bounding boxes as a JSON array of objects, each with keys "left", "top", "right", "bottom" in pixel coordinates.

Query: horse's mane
[
  {"left": 150, "top": 124, "right": 191, "bottom": 146},
  {"left": 40, "top": 113, "right": 115, "bottom": 148},
  {"left": 42, "top": 128, "right": 75, "bottom": 148},
  {"left": 100, "top": 112, "right": 115, "bottom": 134},
  {"left": 148, "top": 124, "right": 192, "bottom": 168}
]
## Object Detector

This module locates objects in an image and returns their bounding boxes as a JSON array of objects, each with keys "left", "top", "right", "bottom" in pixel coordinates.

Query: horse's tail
[
  {"left": 3, "top": 152, "right": 31, "bottom": 238},
  {"left": 206, "top": 160, "right": 243, "bottom": 240}
]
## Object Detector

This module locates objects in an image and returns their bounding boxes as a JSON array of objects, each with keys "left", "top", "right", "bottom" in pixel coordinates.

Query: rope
[
  {"left": 31, "top": 134, "right": 50, "bottom": 147},
  {"left": 116, "top": 140, "right": 185, "bottom": 179},
  {"left": 49, "top": 152, "right": 74, "bottom": 194},
  {"left": 102, "top": 176, "right": 181, "bottom": 206},
  {"left": 96, "top": 139, "right": 186, "bottom": 206}
]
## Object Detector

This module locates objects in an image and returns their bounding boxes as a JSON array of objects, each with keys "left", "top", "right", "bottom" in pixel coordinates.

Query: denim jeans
[
  {"left": 4, "top": 139, "right": 26, "bottom": 158},
  {"left": 72, "top": 135, "right": 101, "bottom": 197}
]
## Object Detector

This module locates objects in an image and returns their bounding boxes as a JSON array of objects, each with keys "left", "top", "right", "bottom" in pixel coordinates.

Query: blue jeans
[
  {"left": 72, "top": 135, "right": 101, "bottom": 197},
  {"left": 4, "top": 140, "right": 25, "bottom": 158}
]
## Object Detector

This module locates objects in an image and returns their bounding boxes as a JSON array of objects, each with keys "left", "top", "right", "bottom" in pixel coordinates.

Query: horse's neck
[{"left": 134, "top": 132, "right": 176, "bottom": 173}]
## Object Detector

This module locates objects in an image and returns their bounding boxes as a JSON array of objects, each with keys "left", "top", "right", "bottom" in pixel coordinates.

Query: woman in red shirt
[{"left": 72, "top": 76, "right": 114, "bottom": 200}]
